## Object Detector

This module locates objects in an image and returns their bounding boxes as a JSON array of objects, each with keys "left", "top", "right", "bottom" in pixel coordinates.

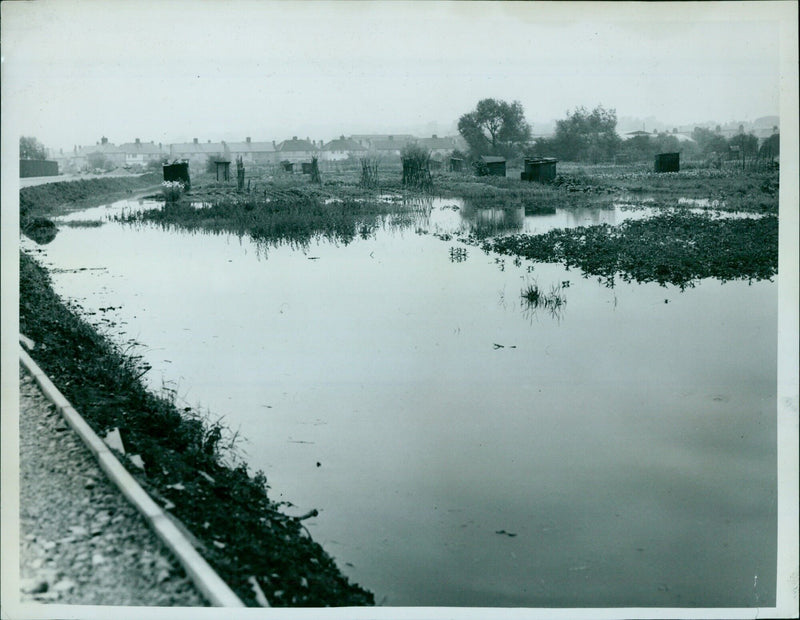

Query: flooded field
[{"left": 23, "top": 196, "right": 777, "bottom": 607}]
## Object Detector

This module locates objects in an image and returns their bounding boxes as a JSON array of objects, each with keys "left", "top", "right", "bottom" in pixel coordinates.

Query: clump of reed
[
  {"left": 521, "top": 280, "right": 566, "bottom": 310},
  {"left": 401, "top": 143, "right": 433, "bottom": 191},
  {"left": 161, "top": 180, "right": 184, "bottom": 202},
  {"left": 310, "top": 156, "right": 321, "bottom": 184},
  {"left": 359, "top": 157, "right": 380, "bottom": 189}
]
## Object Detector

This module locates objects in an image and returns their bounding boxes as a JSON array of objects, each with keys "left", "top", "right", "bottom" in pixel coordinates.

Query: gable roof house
[
  {"left": 321, "top": 136, "right": 367, "bottom": 161},
  {"left": 417, "top": 135, "right": 460, "bottom": 161},
  {"left": 226, "top": 137, "right": 278, "bottom": 164},
  {"left": 369, "top": 135, "right": 415, "bottom": 158},
  {"left": 349, "top": 134, "right": 415, "bottom": 150},
  {"left": 276, "top": 137, "right": 319, "bottom": 163},
  {"left": 170, "top": 138, "right": 229, "bottom": 170},
  {"left": 118, "top": 139, "right": 165, "bottom": 168},
  {"left": 77, "top": 137, "right": 126, "bottom": 169}
]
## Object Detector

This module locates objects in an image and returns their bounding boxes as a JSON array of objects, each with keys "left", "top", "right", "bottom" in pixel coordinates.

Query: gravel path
[{"left": 18, "top": 366, "right": 207, "bottom": 606}]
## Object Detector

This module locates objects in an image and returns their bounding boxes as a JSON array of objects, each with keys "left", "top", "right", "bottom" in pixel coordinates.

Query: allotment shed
[
  {"left": 480, "top": 156, "right": 506, "bottom": 177},
  {"left": 521, "top": 157, "right": 558, "bottom": 183},
  {"left": 163, "top": 161, "right": 190, "bottom": 189},
  {"left": 654, "top": 152, "right": 680, "bottom": 173},
  {"left": 215, "top": 160, "right": 231, "bottom": 182},
  {"left": 20, "top": 160, "right": 59, "bottom": 178}
]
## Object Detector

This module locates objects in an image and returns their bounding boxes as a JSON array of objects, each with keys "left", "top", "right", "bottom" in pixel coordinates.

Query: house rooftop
[
  {"left": 323, "top": 138, "right": 366, "bottom": 152},
  {"left": 278, "top": 138, "right": 318, "bottom": 152}
]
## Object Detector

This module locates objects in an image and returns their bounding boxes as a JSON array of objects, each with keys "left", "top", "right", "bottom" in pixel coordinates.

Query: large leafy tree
[
  {"left": 19, "top": 136, "right": 47, "bottom": 160},
  {"left": 728, "top": 133, "right": 759, "bottom": 156},
  {"left": 549, "top": 106, "right": 621, "bottom": 162},
  {"left": 458, "top": 98, "right": 532, "bottom": 158},
  {"left": 691, "top": 127, "right": 728, "bottom": 155}
]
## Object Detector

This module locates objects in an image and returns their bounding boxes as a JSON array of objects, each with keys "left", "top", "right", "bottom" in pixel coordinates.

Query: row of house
[{"left": 50, "top": 134, "right": 467, "bottom": 173}]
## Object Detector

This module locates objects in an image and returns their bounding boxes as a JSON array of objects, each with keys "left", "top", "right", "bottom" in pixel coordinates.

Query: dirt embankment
[
  {"left": 20, "top": 174, "right": 163, "bottom": 244},
  {"left": 19, "top": 195, "right": 375, "bottom": 607}
]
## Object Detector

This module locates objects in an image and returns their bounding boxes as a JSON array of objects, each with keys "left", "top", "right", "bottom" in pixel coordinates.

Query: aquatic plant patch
[
  {"left": 484, "top": 211, "right": 778, "bottom": 288},
  {"left": 118, "top": 193, "right": 426, "bottom": 249}
]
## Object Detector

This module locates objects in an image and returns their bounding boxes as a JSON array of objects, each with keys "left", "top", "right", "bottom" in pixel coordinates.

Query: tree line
[{"left": 457, "top": 99, "right": 778, "bottom": 164}]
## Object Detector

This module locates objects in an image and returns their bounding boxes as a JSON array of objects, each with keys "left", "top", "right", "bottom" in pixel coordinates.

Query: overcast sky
[{"left": 1, "top": 1, "right": 790, "bottom": 151}]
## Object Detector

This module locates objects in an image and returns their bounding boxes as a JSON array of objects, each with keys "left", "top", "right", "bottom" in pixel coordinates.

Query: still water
[{"left": 27, "top": 197, "right": 777, "bottom": 607}]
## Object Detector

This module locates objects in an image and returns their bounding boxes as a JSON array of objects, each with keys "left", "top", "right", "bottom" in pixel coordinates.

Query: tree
[
  {"left": 691, "top": 127, "right": 728, "bottom": 156},
  {"left": 728, "top": 133, "right": 758, "bottom": 156},
  {"left": 458, "top": 99, "right": 532, "bottom": 158},
  {"left": 86, "top": 152, "right": 113, "bottom": 171},
  {"left": 759, "top": 133, "right": 779, "bottom": 159},
  {"left": 20, "top": 136, "right": 47, "bottom": 160},
  {"left": 549, "top": 106, "right": 621, "bottom": 162}
]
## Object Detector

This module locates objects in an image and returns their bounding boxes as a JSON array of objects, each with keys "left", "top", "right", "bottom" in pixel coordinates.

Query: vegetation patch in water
[
  {"left": 19, "top": 250, "right": 374, "bottom": 607},
  {"left": 118, "top": 193, "right": 427, "bottom": 248},
  {"left": 485, "top": 211, "right": 778, "bottom": 288}
]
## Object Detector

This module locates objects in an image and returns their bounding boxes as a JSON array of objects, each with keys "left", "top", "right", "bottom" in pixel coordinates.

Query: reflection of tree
[{"left": 460, "top": 198, "right": 525, "bottom": 238}]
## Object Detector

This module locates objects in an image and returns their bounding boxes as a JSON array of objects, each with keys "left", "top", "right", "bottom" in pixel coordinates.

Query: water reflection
[{"left": 24, "top": 197, "right": 777, "bottom": 608}]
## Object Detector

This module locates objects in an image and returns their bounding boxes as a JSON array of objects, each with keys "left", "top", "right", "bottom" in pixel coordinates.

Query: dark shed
[
  {"left": 654, "top": 152, "right": 680, "bottom": 173},
  {"left": 521, "top": 157, "right": 558, "bottom": 183},
  {"left": 449, "top": 157, "right": 464, "bottom": 172},
  {"left": 480, "top": 156, "right": 506, "bottom": 177},
  {"left": 301, "top": 162, "right": 313, "bottom": 174},
  {"left": 163, "top": 161, "right": 190, "bottom": 189},
  {"left": 20, "top": 160, "right": 58, "bottom": 178},
  {"left": 215, "top": 160, "right": 231, "bottom": 182},
  {"left": 280, "top": 160, "right": 294, "bottom": 173}
]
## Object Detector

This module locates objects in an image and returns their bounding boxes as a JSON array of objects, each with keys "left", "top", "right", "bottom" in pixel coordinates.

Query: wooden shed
[
  {"left": 163, "top": 161, "right": 190, "bottom": 189},
  {"left": 215, "top": 160, "right": 231, "bottom": 182},
  {"left": 449, "top": 157, "right": 464, "bottom": 172},
  {"left": 280, "top": 160, "right": 294, "bottom": 173},
  {"left": 521, "top": 157, "right": 558, "bottom": 183},
  {"left": 480, "top": 156, "right": 506, "bottom": 177},
  {"left": 20, "top": 159, "right": 59, "bottom": 178},
  {"left": 654, "top": 152, "right": 680, "bottom": 173},
  {"left": 301, "top": 162, "right": 313, "bottom": 174}
]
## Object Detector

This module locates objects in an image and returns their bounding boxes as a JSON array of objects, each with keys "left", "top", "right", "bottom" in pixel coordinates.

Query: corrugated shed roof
[{"left": 480, "top": 156, "right": 506, "bottom": 163}]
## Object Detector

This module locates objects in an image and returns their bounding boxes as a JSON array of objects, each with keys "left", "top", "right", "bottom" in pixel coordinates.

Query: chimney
[
  {"left": 292, "top": 136, "right": 298, "bottom": 140},
  {"left": 135, "top": 138, "right": 140, "bottom": 144},
  {"left": 432, "top": 134, "right": 437, "bottom": 139},
  {"left": 772, "top": 125, "right": 778, "bottom": 134},
  {"left": 193, "top": 138, "right": 198, "bottom": 144},
  {"left": 272, "top": 140, "right": 276, "bottom": 147},
  {"left": 738, "top": 124, "right": 744, "bottom": 134},
  {"left": 101, "top": 136, "right": 108, "bottom": 145},
  {"left": 246, "top": 137, "right": 251, "bottom": 143}
]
